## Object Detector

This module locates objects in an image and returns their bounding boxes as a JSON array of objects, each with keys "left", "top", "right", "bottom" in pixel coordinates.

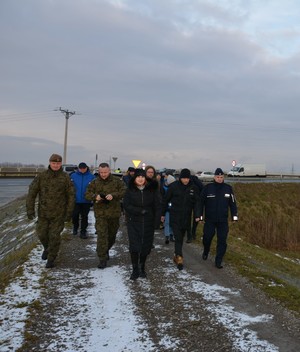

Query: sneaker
[
  {"left": 41, "top": 250, "right": 48, "bottom": 260},
  {"left": 170, "top": 235, "right": 175, "bottom": 242},
  {"left": 173, "top": 254, "right": 184, "bottom": 270},
  {"left": 72, "top": 229, "right": 78, "bottom": 236},
  {"left": 165, "top": 236, "right": 170, "bottom": 244},
  {"left": 215, "top": 262, "right": 223, "bottom": 269},
  {"left": 80, "top": 233, "right": 88, "bottom": 239},
  {"left": 202, "top": 252, "right": 208, "bottom": 260},
  {"left": 186, "top": 239, "right": 192, "bottom": 243},
  {"left": 45, "top": 260, "right": 55, "bottom": 268},
  {"left": 97, "top": 260, "right": 107, "bottom": 269}
]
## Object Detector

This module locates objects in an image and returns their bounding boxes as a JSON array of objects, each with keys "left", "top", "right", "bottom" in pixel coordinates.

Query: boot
[
  {"left": 170, "top": 234, "right": 175, "bottom": 242},
  {"left": 97, "top": 260, "right": 107, "bottom": 269},
  {"left": 173, "top": 254, "right": 183, "bottom": 270},
  {"left": 45, "top": 260, "right": 55, "bottom": 268},
  {"left": 130, "top": 266, "right": 140, "bottom": 280},
  {"left": 165, "top": 236, "right": 170, "bottom": 244},
  {"left": 130, "top": 252, "right": 140, "bottom": 280},
  {"left": 139, "top": 254, "right": 147, "bottom": 278},
  {"left": 41, "top": 249, "right": 48, "bottom": 260}
]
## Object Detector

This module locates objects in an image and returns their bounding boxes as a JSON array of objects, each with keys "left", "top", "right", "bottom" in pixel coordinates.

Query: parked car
[
  {"left": 197, "top": 171, "right": 215, "bottom": 180},
  {"left": 62, "top": 164, "right": 78, "bottom": 174}
]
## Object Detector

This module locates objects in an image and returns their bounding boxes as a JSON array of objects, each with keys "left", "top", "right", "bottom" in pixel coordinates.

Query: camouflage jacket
[
  {"left": 26, "top": 167, "right": 75, "bottom": 219},
  {"left": 85, "top": 174, "right": 126, "bottom": 218}
]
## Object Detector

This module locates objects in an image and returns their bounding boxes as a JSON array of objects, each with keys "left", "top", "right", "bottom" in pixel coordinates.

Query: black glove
[
  {"left": 141, "top": 209, "right": 148, "bottom": 215},
  {"left": 100, "top": 194, "right": 109, "bottom": 204}
]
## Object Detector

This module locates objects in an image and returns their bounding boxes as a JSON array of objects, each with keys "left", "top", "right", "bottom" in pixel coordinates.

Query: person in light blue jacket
[{"left": 70, "top": 162, "right": 95, "bottom": 238}]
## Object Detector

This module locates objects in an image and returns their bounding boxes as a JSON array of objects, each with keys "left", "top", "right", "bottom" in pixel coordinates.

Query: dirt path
[
  {"left": 1, "top": 202, "right": 299, "bottom": 351},
  {"left": 6, "top": 212, "right": 297, "bottom": 352}
]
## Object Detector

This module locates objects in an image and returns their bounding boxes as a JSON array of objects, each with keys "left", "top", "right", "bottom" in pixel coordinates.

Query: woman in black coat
[{"left": 123, "top": 168, "right": 161, "bottom": 280}]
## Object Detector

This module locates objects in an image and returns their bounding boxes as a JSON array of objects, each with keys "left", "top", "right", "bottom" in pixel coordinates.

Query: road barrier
[{"left": 0, "top": 167, "right": 46, "bottom": 177}]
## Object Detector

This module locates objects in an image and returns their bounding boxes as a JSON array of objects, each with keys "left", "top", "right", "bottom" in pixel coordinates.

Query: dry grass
[{"left": 232, "top": 183, "right": 300, "bottom": 250}]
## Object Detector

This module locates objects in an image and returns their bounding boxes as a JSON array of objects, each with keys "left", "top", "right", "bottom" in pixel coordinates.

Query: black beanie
[
  {"left": 179, "top": 168, "right": 191, "bottom": 179},
  {"left": 214, "top": 168, "right": 224, "bottom": 175},
  {"left": 134, "top": 168, "right": 146, "bottom": 177}
]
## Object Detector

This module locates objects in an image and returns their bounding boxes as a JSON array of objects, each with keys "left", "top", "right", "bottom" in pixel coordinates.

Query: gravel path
[{"left": 1, "top": 203, "right": 299, "bottom": 351}]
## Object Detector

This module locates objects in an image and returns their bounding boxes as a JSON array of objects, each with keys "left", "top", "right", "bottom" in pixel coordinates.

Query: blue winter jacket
[{"left": 71, "top": 170, "right": 95, "bottom": 203}]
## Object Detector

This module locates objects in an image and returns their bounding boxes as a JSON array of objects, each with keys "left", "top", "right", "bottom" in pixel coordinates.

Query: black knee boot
[
  {"left": 139, "top": 254, "right": 147, "bottom": 278},
  {"left": 130, "top": 252, "right": 139, "bottom": 280}
]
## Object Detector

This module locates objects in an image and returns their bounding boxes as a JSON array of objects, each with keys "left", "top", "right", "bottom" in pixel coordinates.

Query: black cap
[
  {"left": 78, "top": 162, "right": 88, "bottom": 169},
  {"left": 214, "top": 168, "right": 224, "bottom": 175},
  {"left": 179, "top": 168, "right": 191, "bottom": 179},
  {"left": 128, "top": 167, "right": 135, "bottom": 172}
]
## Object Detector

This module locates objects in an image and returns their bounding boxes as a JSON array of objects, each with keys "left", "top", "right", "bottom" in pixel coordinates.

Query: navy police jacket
[{"left": 199, "top": 181, "right": 238, "bottom": 222}]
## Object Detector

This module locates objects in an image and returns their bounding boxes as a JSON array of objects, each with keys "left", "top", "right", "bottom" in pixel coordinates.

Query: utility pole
[{"left": 56, "top": 107, "right": 76, "bottom": 164}]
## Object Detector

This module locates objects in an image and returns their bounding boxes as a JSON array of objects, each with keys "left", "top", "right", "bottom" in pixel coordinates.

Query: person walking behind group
[
  {"left": 199, "top": 168, "right": 238, "bottom": 269},
  {"left": 70, "top": 162, "right": 95, "bottom": 239},
  {"left": 26, "top": 153, "right": 75, "bottom": 268},
  {"left": 123, "top": 168, "right": 161, "bottom": 280},
  {"left": 161, "top": 168, "right": 200, "bottom": 270},
  {"left": 122, "top": 166, "right": 135, "bottom": 187},
  {"left": 162, "top": 174, "right": 176, "bottom": 244},
  {"left": 85, "top": 162, "right": 126, "bottom": 269},
  {"left": 186, "top": 173, "right": 204, "bottom": 243}
]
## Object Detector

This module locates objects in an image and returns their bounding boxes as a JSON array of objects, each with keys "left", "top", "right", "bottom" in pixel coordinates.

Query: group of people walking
[{"left": 26, "top": 153, "right": 238, "bottom": 277}]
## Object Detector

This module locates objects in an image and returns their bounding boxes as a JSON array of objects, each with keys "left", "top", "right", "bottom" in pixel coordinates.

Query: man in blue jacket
[
  {"left": 70, "top": 162, "right": 95, "bottom": 238},
  {"left": 199, "top": 168, "right": 238, "bottom": 268}
]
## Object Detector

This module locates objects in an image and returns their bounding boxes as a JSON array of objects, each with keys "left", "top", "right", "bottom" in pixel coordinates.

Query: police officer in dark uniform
[{"left": 199, "top": 168, "right": 238, "bottom": 268}]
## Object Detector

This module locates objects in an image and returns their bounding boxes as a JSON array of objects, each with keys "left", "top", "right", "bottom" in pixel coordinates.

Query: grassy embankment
[{"left": 196, "top": 183, "right": 300, "bottom": 315}]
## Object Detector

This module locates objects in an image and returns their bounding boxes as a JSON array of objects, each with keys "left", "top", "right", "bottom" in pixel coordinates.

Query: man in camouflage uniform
[
  {"left": 85, "top": 162, "right": 126, "bottom": 269},
  {"left": 26, "top": 153, "right": 75, "bottom": 268}
]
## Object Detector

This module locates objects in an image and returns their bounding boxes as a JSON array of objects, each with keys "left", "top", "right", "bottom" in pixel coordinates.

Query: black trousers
[
  {"left": 72, "top": 203, "right": 91, "bottom": 233},
  {"left": 186, "top": 208, "right": 199, "bottom": 240},
  {"left": 202, "top": 221, "right": 229, "bottom": 264},
  {"left": 172, "top": 222, "right": 186, "bottom": 257}
]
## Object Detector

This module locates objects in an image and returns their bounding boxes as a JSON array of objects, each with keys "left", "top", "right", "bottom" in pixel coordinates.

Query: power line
[{"left": 0, "top": 110, "right": 58, "bottom": 123}]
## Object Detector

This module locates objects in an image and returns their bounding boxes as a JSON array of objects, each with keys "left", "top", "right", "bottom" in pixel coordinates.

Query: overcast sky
[{"left": 1, "top": 0, "right": 300, "bottom": 173}]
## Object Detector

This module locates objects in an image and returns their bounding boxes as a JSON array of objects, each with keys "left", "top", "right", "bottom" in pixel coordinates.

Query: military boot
[
  {"left": 41, "top": 249, "right": 48, "bottom": 260},
  {"left": 173, "top": 254, "right": 184, "bottom": 270},
  {"left": 45, "top": 260, "right": 55, "bottom": 268},
  {"left": 97, "top": 260, "right": 107, "bottom": 269}
]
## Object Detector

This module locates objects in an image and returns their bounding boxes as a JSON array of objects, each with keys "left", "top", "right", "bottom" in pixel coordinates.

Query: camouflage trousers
[
  {"left": 95, "top": 217, "right": 120, "bottom": 260},
  {"left": 36, "top": 217, "right": 65, "bottom": 262}
]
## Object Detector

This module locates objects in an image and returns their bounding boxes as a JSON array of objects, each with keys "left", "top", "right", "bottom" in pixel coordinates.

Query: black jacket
[
  {"left": 199, "top": 181, "right": 238, "bottom": 222},
  {"left": 162, "top": 180, "right": 200, "bottom": 229},
  {"left": 123, "top": 179, "right": 161, "bottom": 254}
]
